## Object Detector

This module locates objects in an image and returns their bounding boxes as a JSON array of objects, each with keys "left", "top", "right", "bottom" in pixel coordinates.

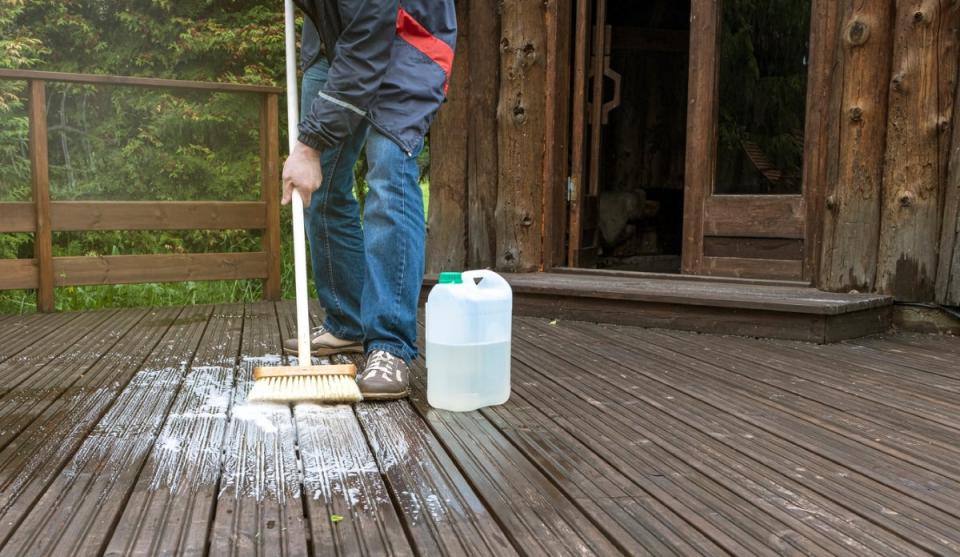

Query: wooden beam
[
  {"left": 0, "top": 259, "right": 38, "bottom": 290},
  {"left": 802, "top": 0, "right": 843, "bottom": 284},
  {"left": 29, "top": 80, "right": 54, "bottom": 312},
  {"left": 937, "top": 45, "right": 960, "bottom": 305},
  {"left": 425, "top": 0, "right": 469, "bottom": 275},
  {"left": 0, "top": 69, "right": 282, "bottom": 94},
  {"left": 819, "top": 1, "right": 895, "bottom": 292},
  {"left": 260, "top": 94, "right": 282, "bottom": 300},
  {"left": 52, "top": 253, "right": 268, "bottom": 286},
  {"left": 497, "top": 0, "right": 547, "bottom": 272},
  {"left": 542, "top": 0, "right": 573, "bottom": 270},
  {"left": 702, "top": 196, "right": 805, "bottom": 239},
  {"left": 681, "top": 0, "right": 722, "bottom": 274},
  {"left": 566, "top": 0, "right": 591, "bottom": 267},
  {"left": 701, "top": 257, "right": 804, "bottom": 281},
  {"left": 0, "top": 201, "right": 268, "bottom": 232},
  {"left": 0, "top": 203, "right": 35, "bottom": 233},
  {"left": 876, "top": 1, "right": 960, "bottom": 301},
  {"left": 703, "top": 237, "right": 804, "bottom": 261},
  {"left": 466, "top": 0, "right": 500, "bottom": 269}
]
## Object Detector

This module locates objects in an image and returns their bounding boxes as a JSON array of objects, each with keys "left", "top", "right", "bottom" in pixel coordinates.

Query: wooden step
[{"left": 423, "top": 272, "right": 893, "bottom": 343}]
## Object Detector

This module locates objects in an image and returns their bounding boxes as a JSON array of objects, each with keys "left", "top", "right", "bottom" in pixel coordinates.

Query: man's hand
[{"left": 282, "top": 141, "right": 323, "bottom": 206}]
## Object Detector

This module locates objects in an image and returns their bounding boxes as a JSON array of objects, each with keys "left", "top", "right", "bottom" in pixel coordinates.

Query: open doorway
[{"left": 569, "top": 1, "right": 691, "bottom": 272}]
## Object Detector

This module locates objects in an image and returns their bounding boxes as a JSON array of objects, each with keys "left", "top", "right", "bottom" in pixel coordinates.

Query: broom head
[{"left": 248, "top": 363, "right": 362, "bottom": 402}]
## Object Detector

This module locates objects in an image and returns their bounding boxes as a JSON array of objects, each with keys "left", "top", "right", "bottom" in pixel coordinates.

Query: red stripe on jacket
[{"left": 396, "top": 8, "right": 454, "bottom": 93}]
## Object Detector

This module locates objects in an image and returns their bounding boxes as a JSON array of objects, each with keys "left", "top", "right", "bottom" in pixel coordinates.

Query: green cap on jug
[{"left": 438, "top": 272, "right": 463, "bottom": 284}]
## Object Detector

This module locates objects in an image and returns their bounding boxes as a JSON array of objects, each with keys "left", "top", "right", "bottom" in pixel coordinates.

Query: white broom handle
[{"left": 284, "top": 0, "right": 312, "bottom": 364}]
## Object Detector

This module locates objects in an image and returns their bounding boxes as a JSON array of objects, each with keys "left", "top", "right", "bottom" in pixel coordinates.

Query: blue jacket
[{"left": 294, "top": 0, "right": 457, "bottom": 155}]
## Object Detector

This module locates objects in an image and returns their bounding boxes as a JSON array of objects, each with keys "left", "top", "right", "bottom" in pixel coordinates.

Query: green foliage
[
  {"left": 0, "top": 1, "right": 432, "bottom": 314},
  {"left": 716, "top": 0, "right": 810, "bottom": 194}
]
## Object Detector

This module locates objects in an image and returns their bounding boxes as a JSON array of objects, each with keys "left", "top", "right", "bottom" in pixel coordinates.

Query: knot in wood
[
  {"left": 845, "top": 20, "right": 870, "bottom": 46},
  {"left": 898, "top": 190, "right": 916, "bottom": 207},
  {"left": 826, "top": 195, "right": 838, "bottom": 210},
  {"left": 520, "top": 214, "right": 533, "bottom": 227},
  {"left": 512, "top": 101, "right": 527, "bottom": 124},
  {"left": 849, "top": 106, "right": 863, "bottom": 122},
  {"left": 913, "top": 11, "right": 925, "bottom": 24},
  {"left": 500, "top": 38, "right": 510, "bottom": 52}
]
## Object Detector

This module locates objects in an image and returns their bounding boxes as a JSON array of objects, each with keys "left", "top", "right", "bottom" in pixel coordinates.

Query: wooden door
[
  {"left": 682, "top": 0, "right": 817, "bottom": 281},
  {"left": 568, "top": 0, "right": 612, "bottom": 268}
]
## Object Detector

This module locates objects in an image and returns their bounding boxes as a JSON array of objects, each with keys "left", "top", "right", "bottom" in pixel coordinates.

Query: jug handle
[{"left": 462, "top": 270, "right": 512, "bottom": 292}]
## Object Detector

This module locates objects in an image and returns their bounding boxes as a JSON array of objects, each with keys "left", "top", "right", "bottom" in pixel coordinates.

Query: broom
[{"left": 248, "top": 0, "right": 362, "bottom": 403}]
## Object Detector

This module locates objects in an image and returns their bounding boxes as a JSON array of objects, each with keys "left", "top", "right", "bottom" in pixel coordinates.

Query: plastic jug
[{"left": 425, "top": 270, "right": 513, "bottom": 411}]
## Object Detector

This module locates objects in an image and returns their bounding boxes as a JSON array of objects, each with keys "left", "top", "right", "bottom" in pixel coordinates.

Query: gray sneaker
[
  {"left": 357, "top": 350, "right": 410, "bottom": 400},
  {"left": 282, "top": 325, "right": 363, "bottom": 356}
]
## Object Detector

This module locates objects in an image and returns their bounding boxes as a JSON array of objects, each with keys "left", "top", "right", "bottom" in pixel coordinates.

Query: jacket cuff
[{"left": 297, "top": 132, "right": 329, "bottom": 152}]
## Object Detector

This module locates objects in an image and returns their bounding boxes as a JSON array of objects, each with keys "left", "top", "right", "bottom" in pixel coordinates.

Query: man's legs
[
  {"left": 359, "top": 130, "right": 425, "bottom": 357},
  {"left": 295, "top": 61, "right": 368, "bottom": 349}
]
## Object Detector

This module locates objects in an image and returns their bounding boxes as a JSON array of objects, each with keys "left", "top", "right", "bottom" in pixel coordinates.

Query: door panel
[{"left": 682, "top": 0, "right": 814, "bottom": 281}]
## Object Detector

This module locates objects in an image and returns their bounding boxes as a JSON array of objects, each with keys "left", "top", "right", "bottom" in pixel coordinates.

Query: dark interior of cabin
[{"left": 594, "top": 2, "right": 691, "bottom": 273}]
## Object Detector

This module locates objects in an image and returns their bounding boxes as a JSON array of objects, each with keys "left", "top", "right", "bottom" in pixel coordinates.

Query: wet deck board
[{"left": 0, "top": 302, "right": 957, "bottom": 555}]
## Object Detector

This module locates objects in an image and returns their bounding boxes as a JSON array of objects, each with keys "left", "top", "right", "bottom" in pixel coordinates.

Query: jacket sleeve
[{"left": 297, "top": 0, "right": 399, "bottom": 151}]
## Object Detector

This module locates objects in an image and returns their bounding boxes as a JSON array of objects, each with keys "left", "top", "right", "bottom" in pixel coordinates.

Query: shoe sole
[
  {"left": 282, "top": 345, "right": 364, "bottom": 357},
  {"left": 359, "top": 390, "right": 410, "bottom": 401}
]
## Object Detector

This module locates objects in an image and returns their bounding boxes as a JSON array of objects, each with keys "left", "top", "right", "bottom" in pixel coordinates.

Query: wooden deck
[{"left": 0, "top": 302, "right": 958, "bottom": 555}]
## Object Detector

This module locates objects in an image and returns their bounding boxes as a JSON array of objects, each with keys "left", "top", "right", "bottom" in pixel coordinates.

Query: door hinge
[{"left": 566, "top": 176, "right": 575, "bottom": 202}]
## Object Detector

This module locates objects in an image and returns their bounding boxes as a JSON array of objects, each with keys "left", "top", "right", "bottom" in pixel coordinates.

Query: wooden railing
[{"left": 0, "top": 69, "right": 283, "bottom": 311}]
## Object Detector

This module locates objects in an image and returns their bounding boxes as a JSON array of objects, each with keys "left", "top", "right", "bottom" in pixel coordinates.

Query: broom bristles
[{"left": 248, "top": 373, "right": 362, "bottom": 402}]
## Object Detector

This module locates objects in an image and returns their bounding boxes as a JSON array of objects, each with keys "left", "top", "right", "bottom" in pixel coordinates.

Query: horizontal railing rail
[{"left": 0, "top": 70, "right": 283, "bottom": 311}]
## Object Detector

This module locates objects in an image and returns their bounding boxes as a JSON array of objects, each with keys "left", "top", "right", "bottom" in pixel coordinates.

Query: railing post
[
  {"left": 29, "top": 80, "right": 54, "bottom": 312},
  {"left": 260, "top": 92, "right": 282, "bottom": 300}
]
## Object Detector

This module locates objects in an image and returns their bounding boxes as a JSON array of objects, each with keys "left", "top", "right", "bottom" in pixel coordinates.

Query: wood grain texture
[
  {"left": 0, "top": 68, "right": 282, "bottom": 94},
  {"left": 425, "top": 0, "right": 469, "bottom": 276},
  {"left": 0, "top": 305, "right": 211, "bottom": 555},
  {"left": 541, "top": 0, "right": 572, "bottom": 269},
  {"left": 702, "top": 195, "right": 805, "bottom": 239},
  {"left": 681, "top": 0, "right": 722, "bottom": 274},
  {"left": 261, "top": 94, "right": 282, "bottom": 300},
  {"left": 467, "top": 0, "right": 500, "bottom": 270},
  {"left": 0, "top": 304, "right": 957, "bottom": 554},
  {"left": 701, "top": 256, "right": 804, "bottom": 281},
  {"left": 566, "top": 0, "right": 591, "bottom": 267},
  {"left": 0, "top": 259, "right": 38, "bottom": 289},
  {"left": 0, "top": 201, "right": 267, "bottom": 232},
  {"left": 818, "top": 0, "right": 893, "bottom": 292},
  {"left": 937, "top": 12, "right": 960, "bottom": 305},
  {"left": 802, "top": 0, "right": 843, "bottom": 284},
  {"left": 0, "top": 203, "right": 34, "bottom": 233},
  {"left": 52, "top": 252, "right": 268, "bottom": 286},
  {"left": 497, "top": 0, "right": 546, "bottom": 272},
  {"left": 29, "top": 80, "right": 53, "bottom": 312},
  {"left": 877, "top": 0, "right": 960, "bottom": 300}
]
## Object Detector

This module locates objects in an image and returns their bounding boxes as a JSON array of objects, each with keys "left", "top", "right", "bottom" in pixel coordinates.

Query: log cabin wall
[
  {"left": 821, "top": 0, "right": 960, "bottom": 305},
  {"left": 428, "top": 0, "right": 960, "bottom": 306},
  {"left": 426, "top": 0, "right": 571, "bottom": 275}
]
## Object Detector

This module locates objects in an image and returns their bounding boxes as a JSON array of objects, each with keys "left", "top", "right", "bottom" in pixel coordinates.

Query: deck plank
[
  {"left": 407, "top": 359, "right": 623, "bottom": 556},
  {"left": 506, "top": 328, "right": 875, "bottom": 556},
  {"left": 654, "top": 329, "right": 960, "bottom": 452},
  {"left": 106, "top": 304, "right": 245, "bottom": 555},
  {"left": 210, "top": 301, "right": 309, "bottom": 556},
  {"left": 0, "top": 311, "right": 83, "bottom": 363},
  {"left": 0, "top": 308, "right": 147, "bottom": 452},
  {"left": 277, "top": 301, "right": 415, "bottom": 555},
  {"left": 0, "top": 304, "right": 211, "bottom": 555},
  {"left": 0, "top": 309, "right": 118, "bottom": 396},
  {"left": 0, "top": 307, "right": 179, "bottom": 549},
  {"left": 356, "top": 401, "right": 518, "bottom": 556},
  {"left": 520, "top": 318, "right": 960, "bottom": 555}
]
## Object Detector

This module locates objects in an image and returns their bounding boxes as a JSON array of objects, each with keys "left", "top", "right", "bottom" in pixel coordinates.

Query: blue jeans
[{"left": 300, "top": 61, "right": 426, "bottom": 363}]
